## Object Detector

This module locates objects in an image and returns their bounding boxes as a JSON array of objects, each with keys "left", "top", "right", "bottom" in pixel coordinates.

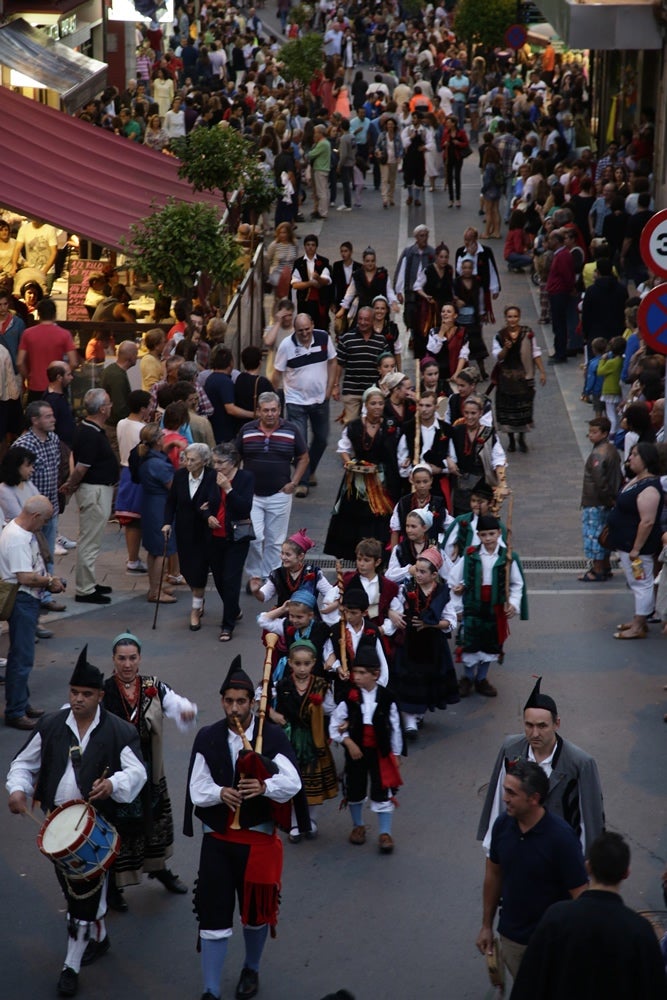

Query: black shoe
[
  {"left": 75, "top": 592, "right": 111, "bottom": 605},
  {"left": 518, "top": 435, "right": 528, "bottom": 453},
  {"left": 81, "top": 934, "right": 111, "bottom": 966},
  {"left": 26, "top": 707, "right": 45, "bottom": 719},
  {"left": 148, "top": 868, "right": 188, "bottom": 894},
  {"left": 547, "top": 356, "right": 567, "bottom": 365},
  {"left": 201, "top": 994, "right": 219, "bottom": 1000},
  {"left": 57, "top": 967, "right": 79, "bottom": 997},
  {"left": 95, "top": 584, "right": 113, "bottom": 594},
  {"left": 236, "top": 968, "right": 259, "bottom": 999},
  {"left": 107, "top": 882, "right": 128, "bottom": 912},
  {"left": 507, "top": 435, "right": 516, "bottom": 453}
]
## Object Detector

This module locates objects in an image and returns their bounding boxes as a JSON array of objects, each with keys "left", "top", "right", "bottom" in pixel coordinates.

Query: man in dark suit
[
  {"left": 290, "top": 234, "right": 332, "bottom": 330},
  {"left": 331, "top": 242, "right": 360, "bottom": 338},
  {"left": 510, "top": 832, "right": 667, "bottom": 999}
]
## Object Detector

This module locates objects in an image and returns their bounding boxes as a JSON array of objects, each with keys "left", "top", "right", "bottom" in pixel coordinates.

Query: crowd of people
[{"left": 2, "top": 0, "right": 667, "bottom": 998}]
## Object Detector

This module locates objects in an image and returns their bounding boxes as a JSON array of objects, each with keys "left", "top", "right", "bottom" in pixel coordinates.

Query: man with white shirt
[
  {"left": 0, "top": 495, "right": 65, "bottom": 729},
  {"left": 290, "top": 234, "right": 332, "bottom": 329},
  {"left": 397, "top": 391, "right": 450, "bottom": 483},
  {"left": 6, "top": 647, "right": 146, "bottom": 997},
  {"left": 184, "top": 657, "right": 301, "bottom": 1000},
  {"left": 476, "top": 676, "right": 605, "bottom": 855},
  {"left": 437, "top": 81, "right": 454, "bottom": 116},
  {"left": 272, "top": 314, "right": 336, "bottom": 497}
]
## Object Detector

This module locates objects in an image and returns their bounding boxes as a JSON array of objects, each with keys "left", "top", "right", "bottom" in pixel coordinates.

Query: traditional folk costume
[
  {"left": 393, "top": 547, "right": 459, "bottom": 734},
  {"left": 323, "top": 588, "right": 390, "bottom": 701},
  {"left": 390, "top": 478, "right": 450, "bottom": 542},
  {"left": 447, "top": 516, "right": 527, "bottom": 696},
  {"left": 441, "top": 479, "right": 506, "bottom": 582},
  {"left": 6, "top": 649, "right": 146, "bottom": 992},
  {"left": 329, "top": 648, "right": 404, "bottom": 850},
  {"left": 185, "top": 658, "right": 301, "bottom": 1000},
  {"left": 397, "top": 417, "right": 453, "bottom": 507},
  {"left": 477, "top": 679, "right": 605, "bottom": 856},
  {"left": 275, "top": 643, "right": 338, "bottom": 839},
  {"left": 448, "top": 420, "right": 506, "bottom": 516},
  {"left": 102, "top": 634, "right": 197, "bottom": 890},
  {"left": 324, "top": 415, "right": 398, "bottom": 562},
  {"left": 386, "top": 535, "right": 430, "bottom": 584},
  {"left": 492, "top": 325, "right": 542, "bottom": 434},
  {"left": 321, "top": 571, "right": 402, "bottom": 669},
  {"left": 258, "top": 562, "right": 329, "bottom": 611},
  {"left": 258, "top": 590, "right": 333, "bottom": 693},
  {"left": 452, "top": 272, "right": 489, "bottom": 371}
]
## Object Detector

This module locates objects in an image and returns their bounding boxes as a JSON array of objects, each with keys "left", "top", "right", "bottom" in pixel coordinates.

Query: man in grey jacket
[{"left": 477, "top": 677, "right": 605, "bottom": 856}]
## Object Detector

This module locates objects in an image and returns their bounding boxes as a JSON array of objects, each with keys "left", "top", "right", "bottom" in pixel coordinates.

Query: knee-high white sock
[{"left": 64, "top": 918, "right": 91, "bottom": 973}]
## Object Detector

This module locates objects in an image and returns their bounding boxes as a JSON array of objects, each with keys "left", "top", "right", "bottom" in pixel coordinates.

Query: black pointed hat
[
  {"left": 69, "top": 645, "right": 104, "bottom": 689},
  {"left": 354, "top": 646, "right": 380, "bottom": 670},
  {"left": 477, "top": 514, "right": 500, "bottom": 532},
  {"left": 471, "top": 477, "right": 494, "bottom": 500},
  {"left": 341, "top": 586, "right": 369, "bottom": 611},
  {"left": 524, "top": 677, "right": 558, "bottom": 716},
  {"left": 219, "top": 654, "right": 254, "bottom": 695}
]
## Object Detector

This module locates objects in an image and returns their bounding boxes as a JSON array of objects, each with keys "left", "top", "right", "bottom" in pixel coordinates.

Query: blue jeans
[
  {"left": 286, "top": 400, "right": 330, "bottom": 485},
  {"left": 506, "top": 252, "right": 533, "bottom": 269},
  {"left": 454, "top": 101, "right": 466, "bottom": 129},
  {"left": 5, "top": 590, "right": 40, "bottom": 721},
  {"left": 40, "top": 513, "right": 58, "bottom": 603}
]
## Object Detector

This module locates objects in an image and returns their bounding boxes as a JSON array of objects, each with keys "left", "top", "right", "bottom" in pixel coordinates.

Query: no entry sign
[
  {"left": 640, "top": 209, "right": 667, "bottom": 279},
  {"left": 504, "top": 24, "right": 527, "bottom": 49},
  {"left": 637, "top": 284, "right": 667, "bottom": 356}
]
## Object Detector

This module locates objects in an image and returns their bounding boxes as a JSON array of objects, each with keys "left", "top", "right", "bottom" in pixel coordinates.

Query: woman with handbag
[
  {"left": 205, "top": 443, "right": 255, "bottom": 643},
  {"left": 447, "top": 395, "right": 507, "bottom": 516},
  {"left": 162, "top": 443, "right": 217, "bottom": 632},
  {"left": 442, "top": 114, "right": 469, "bottom": 209}
]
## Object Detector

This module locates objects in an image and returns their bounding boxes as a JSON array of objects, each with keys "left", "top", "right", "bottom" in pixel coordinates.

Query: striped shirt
[
  {"left": 235, "top": 419, "right": 307, "bottom": 496},
  {"left": 336, "top": 330, "right": 388, "bottom": 397}
]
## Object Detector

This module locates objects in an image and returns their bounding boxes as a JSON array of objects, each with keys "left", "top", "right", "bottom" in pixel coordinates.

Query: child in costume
[
  {"left": 385, "top": 507, "right": 433, "bottom": 584},
  {"left": 393, "top": 546, "right": 459, "bottom": 738},
  {"left": 272, "top": 639, "right": 338, "bottom": 843},
  {"left": 322, "top": 587, "right": 389, "bottom": 698},
  {"left": 329, "top": 647, "right": 404, "bottom": 854},
  {"left": 251, "top": 529, "right": 329, "bottom": 610},
  {"left": 447, "top": 513, "right": 527, "bottom": 698},
  {"left": 257, "top": 589, "right": 334, "bottom": 682}
]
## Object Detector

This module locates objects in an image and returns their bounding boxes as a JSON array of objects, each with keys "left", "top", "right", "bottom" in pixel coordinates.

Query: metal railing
[{"left": 223, "top": 241, "right": 265, "bottom": 359}]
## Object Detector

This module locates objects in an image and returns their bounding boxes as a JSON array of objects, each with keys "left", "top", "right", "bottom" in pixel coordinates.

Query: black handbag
[{"left": 232, "top": 519, "right": 256, "bottom": 543}]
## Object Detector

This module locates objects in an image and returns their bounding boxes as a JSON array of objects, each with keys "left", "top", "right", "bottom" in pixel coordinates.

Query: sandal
[
  {"left": 148, "top": 593, "right": 178, "bottom": 604},
  {"left": 577, "top": 570, "right": 607, "bottom": 582},
  {"left": 219, "top": 629, "right": 233, "bottom": 642}
]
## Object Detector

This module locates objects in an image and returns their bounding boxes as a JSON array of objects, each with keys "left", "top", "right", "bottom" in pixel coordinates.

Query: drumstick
[
  {"left": 75, "top": 768, "right": 110, "bottom": 830},
  {"left": 20, "top": 808, "right": 42, "bottom": 826}
]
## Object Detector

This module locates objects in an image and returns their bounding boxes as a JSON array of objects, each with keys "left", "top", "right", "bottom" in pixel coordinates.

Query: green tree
[
  {"left": 122, "top": 200, "right": 243, "bottom": 299},
  {"left": 278, "top": 34, "right": 323, "bottom": 84},
  {"left": 172, "top": 127, "right": 250, "bottom": 209},
  {"left": 454, "top": 0, "right": 516, "bottom": 52}
]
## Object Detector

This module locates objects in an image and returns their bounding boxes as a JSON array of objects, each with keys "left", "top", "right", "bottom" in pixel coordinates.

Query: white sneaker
[
  {"left": 337, "top": 205, "right": 352, "bottom": 212},
  {"left": 54, "top": 543, "right": 68, "bottom": 556},
  {"left": 57, "top": 535, "right": 77, "bottom": 549},
  {"left": 126, "top": 560, "right": 148, "bottom": 574}
]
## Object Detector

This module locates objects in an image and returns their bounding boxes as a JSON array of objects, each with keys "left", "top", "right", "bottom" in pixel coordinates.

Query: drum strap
[{"left": 69, "top": 731, "right": 84, "bottom": 796}]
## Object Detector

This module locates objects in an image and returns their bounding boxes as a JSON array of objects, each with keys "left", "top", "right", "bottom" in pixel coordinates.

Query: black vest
[{"left": 28, "top": 708, "right": 143, "bottom": 819}]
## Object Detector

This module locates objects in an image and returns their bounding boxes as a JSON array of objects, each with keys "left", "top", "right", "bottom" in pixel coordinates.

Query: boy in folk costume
[
  {"left": 441, "top": 478, "right": 506, "bottom": 583},
  {"left": 322, "top": 538, "right": 403, "bottom": 658},
  {"left": 447, "top": 514, "right": 527, "bottom": 698},
  {"left": 322, "top": 587, "right": 390, "bottom": 699},
  {"left": 329, "top": 647, "right": 404, "bottom": 853}
]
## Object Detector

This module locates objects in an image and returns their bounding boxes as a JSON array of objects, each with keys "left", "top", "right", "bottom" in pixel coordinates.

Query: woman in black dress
[
  {"left": 492, "top": 305, "right": 546, "bottom": 453},
  {"left": 162, "top": 443, "right": 217, "bottom": 632},
  {"left": 414, "top": 242, "right": 454, "bottom": 352},
  {"left": 324, "top": 386, "right": 400, "bottom": 561},
  {"left": 447, "top": 395, "right": 507, "bottom": 515}
]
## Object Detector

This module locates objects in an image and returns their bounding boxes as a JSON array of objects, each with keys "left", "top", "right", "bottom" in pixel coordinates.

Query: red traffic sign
[
  {"left": 637, "top": 284, "right": 667, "bottom": 356},
  {"left": 640, "top": 208, "right": 667, "bottom": 279},
  {"left": 504, "top": 24, "right": 527, "bottom": 49}
]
